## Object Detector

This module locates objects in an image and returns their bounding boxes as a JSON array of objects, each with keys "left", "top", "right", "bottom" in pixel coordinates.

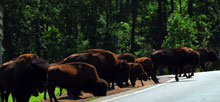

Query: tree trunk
[
  {"left": 35, "top": 0, "right": 43, "bottom": 57},
  {"left": 105, "top": 0, "right": 113, "bottom": 50},
  {"left": 188, "top": 0, "right": 193, "bottom": 17},
  {"left": 131, "top": 0, "right": 138, "bottom": 54},
  {"left": 170, "top": 0, "right": 174, "bottom": 13},
  {"left": 158, "top": 0, "right": 165, "bottom": 74},
  {"left": 2, "top": 8, "right": 14, "bottom": 61},
  {"left": 179, "top": 0, "right": 182, "bottom": 13}
]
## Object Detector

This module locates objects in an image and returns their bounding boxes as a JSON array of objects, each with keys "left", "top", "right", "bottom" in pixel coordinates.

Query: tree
[
  {"left": 170, "top": 0, "right": 174, "bottom": 13},
  {"left": 162, "top": 13, "right": 198, "bottom": 49},
  {"left": 188, "top": 0, "right": 193, "bottom": 17},
  {"left": 131, "top": 0, "right": 138, "bottom": 54}
]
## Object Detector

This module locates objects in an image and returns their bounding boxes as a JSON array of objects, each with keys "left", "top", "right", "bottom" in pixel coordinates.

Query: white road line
[{"left": 101, "top": 78, "right": 175, "bottom": 102}]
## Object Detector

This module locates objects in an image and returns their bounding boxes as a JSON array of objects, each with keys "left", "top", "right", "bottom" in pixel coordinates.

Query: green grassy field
[{"left": 7, "top": 88, "right": 66, "bottom": 102}]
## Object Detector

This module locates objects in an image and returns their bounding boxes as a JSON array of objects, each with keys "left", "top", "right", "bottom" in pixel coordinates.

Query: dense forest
[{"left": 1, "top": 0, "right": 220, "bottom": 65}]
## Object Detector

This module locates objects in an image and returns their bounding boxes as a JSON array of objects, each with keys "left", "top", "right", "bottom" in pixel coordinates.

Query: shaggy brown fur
[
  {"left": 0, "top": 54, "right": 49, "bottom": 102},
  {"left": 128, "top": 63, "right": 148, "bottom": 87},
  {"left": 80, "top": 49, "right": 130, "bottom": 89},
  {"left": 47, "top": 62, "right": 108, "bottom": 102},
  {"left": 117, "top": 53, "right": 136, "bottom": 63}
]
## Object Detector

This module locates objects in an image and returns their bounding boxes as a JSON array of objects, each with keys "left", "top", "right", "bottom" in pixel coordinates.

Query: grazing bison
[
  {"left": 195, "top": 48, "right": 217, "bottom": 71},
  {"left": 0, "top": 54, "right": 49, "bottom": 102},
  {"left": 117, "top": 53, "right": 136, "bottom": 63},
  {"left": 47, "top": 62, "right": 108, "bottom": 102},
  {"left": 80, "top": 49, "right": 130, "bottom": 89},
  {"left": 135, "top": 57, "right": 158, "bottom": 83},
  {"left": 128, "top": 62, "right": 148, "bottom": 87},
  {"left": 150, "top": 48, "right": 199, "bottom": 82}
]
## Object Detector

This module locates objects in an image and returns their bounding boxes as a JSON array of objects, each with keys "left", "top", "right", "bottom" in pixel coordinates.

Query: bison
[
  {"left": 150, "top": 48, "right": 199, "bottom": 82},
  {"left": 135, "top": 57, "right": 158, "bottom": 83},
  {"left": 76, "top": 49, "right": 130, "bottom": 89},
  {"left": 0, "top": 54, "right": 49, "bottom": 102},
  {"left": 44, "top": 52, "right": 105, "bottom": 99},
  {"left": 128, "top": 62, "right": 148, "bottom": 87},
  {"left": 117, "top": 53, "right": 136, "bottom": 63},
  {"left": 47, "top": 62, "right": 108, "bottom": 102},
  {"left": 195, "top": 48, "right": 217, "bottom": 71},
  {"left": 177, "top": 46, "right": 200, "bottom": 77}
]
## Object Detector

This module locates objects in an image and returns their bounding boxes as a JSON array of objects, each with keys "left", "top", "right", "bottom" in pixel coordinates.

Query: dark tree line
[{"left": 0, "top": 0, "right": 220, "bottom": 64}]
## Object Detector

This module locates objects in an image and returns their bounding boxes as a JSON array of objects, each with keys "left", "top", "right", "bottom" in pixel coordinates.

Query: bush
[{"left": 162, "top": 13, "right": 199, "bottom": 49}]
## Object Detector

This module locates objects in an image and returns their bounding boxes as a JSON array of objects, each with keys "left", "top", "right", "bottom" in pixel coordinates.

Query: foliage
[
  {"left": 162, "top": 13, "right": 198, "bottom": 49},
  {"left": 1, "top": 0, "right": 220, "bottom": 65}
]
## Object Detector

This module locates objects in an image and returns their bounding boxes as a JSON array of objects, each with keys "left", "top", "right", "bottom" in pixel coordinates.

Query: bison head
[
  {"left": 134, "top": 64, "right": 148, "bottom": 81},
  {"left": 93, "top": 79, "right": 108, "bottom": 96},
  {"left": 139, "top": 72, "right": 148, "bottom": 81}
]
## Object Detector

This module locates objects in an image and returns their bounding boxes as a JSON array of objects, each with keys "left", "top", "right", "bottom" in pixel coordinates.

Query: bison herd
[{"left": 0, "top": 47, "right": 217, "bottom": 102}]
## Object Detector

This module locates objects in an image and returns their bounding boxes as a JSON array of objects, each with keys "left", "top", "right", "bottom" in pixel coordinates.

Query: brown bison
[
  {"left": 150, "top": 48, "right": 199, "bottom": 82},
  {"left": 128, "top": 62, "right": 148, "bottom": 87},
  {"left": 117, "top": 53, "right": 136, "bottom": 63},
  {"left": 78, "top": 49, "right": 130, "bottom": 89},
  {"left": 47, "top": 62, "right": 108, "bottom": 102},
  {"left": 195, "top": 48, "right": 217, "bottom": 71},
  {"left": 177, "top": 46, "right": 200, "bottom": 77},
  {"left": 44, "top": 52, "right": 105, "bottom": 99},
  {"left": 61, "top": 52, "right": 104, "bottom": 76},
  {"left": 135, "top": 57, "right": 158, "bottom": 83},
  {"left": 0, "top": 54, "right": 49, "bottom": 102}
]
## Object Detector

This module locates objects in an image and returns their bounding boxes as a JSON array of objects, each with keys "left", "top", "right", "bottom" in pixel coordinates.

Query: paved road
[{"left": 93, "top": 71, "right": 220, "bottom": 102}]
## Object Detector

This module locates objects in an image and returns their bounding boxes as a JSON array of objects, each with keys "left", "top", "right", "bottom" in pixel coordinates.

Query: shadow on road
[{"left": 166, "top": 78, "right": 195, "bottom": 83}]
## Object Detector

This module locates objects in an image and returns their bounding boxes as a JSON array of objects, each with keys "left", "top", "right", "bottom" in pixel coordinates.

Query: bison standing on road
[
  {"left": 150, "top": 48, "right": 199, "bottom": 82},
  {"left": 135, "top": 57, "right": 158, "bottom": 83},
  {"left": 177, "top": 46, "right": 200, "bottom": 77},
  {"left": 0, "top": 54, "right": 49, "bottom": 102},
  {"left": 47, "top": 62, "right": 108, "bottom": 102}
]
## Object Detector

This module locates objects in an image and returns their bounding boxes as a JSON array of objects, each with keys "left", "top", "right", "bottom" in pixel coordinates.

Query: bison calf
[
  {"left": 135, "top": 57, "right": 158, "bottom": 83},
  {"left": 128, "top": 62, "right": 148, "bottom": 87}
]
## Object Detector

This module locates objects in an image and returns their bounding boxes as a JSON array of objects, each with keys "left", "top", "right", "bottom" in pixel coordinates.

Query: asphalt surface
[{"left": 93, "top": 71, "right": 220, "bottom": 102}]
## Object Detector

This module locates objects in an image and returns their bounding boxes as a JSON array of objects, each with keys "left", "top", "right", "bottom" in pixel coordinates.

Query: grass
[
  {"left": 7, "top": 88, "right": 66, "bottom": 102},
  {"left": 88, "top": 96, "right": 97, "bottom": 101}
]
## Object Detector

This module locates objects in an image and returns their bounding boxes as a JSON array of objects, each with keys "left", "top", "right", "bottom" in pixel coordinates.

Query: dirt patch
[{"left": 40, "top": 75, "right": 173, "bottom": 102}]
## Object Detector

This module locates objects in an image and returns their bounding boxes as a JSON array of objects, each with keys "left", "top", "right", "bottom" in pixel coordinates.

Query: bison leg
[
  {"left": 124, "top": 81, "right": 130, "bottom": 87},
  {"left": 59, "top": 88, "right": 63, "bottom": 96},
  {"left": 43, "top": 89, "right": 47, "bottom": 100},
  {"left": 4, "top": 90, "right": 10, "bottom": 102},
  {"left": 0, "top": 91, "right": 6, "bottom": 102},
  {"left": 12, "top": 92, "right": 15, "bottom": 102},
  {"left": 174, "top": 67, "right": 179, "bottom": 82},
  {"left": 130, "top": 80, "right": 135, "bottom": 87},
  {"left": 48, "top": 86, "right": 58, "bottom": 102},
  {"left": 151, "top": 70, "right": 159, "bottom": 83},
  {"left": 140, "top": 80, "right": 144, "bottom": 86},
  {"left": 110, "top": 82, "right": 115, "bottom": 89},
  {"left": 190, "top": 67, "right": 195, "bottom": 76}
]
